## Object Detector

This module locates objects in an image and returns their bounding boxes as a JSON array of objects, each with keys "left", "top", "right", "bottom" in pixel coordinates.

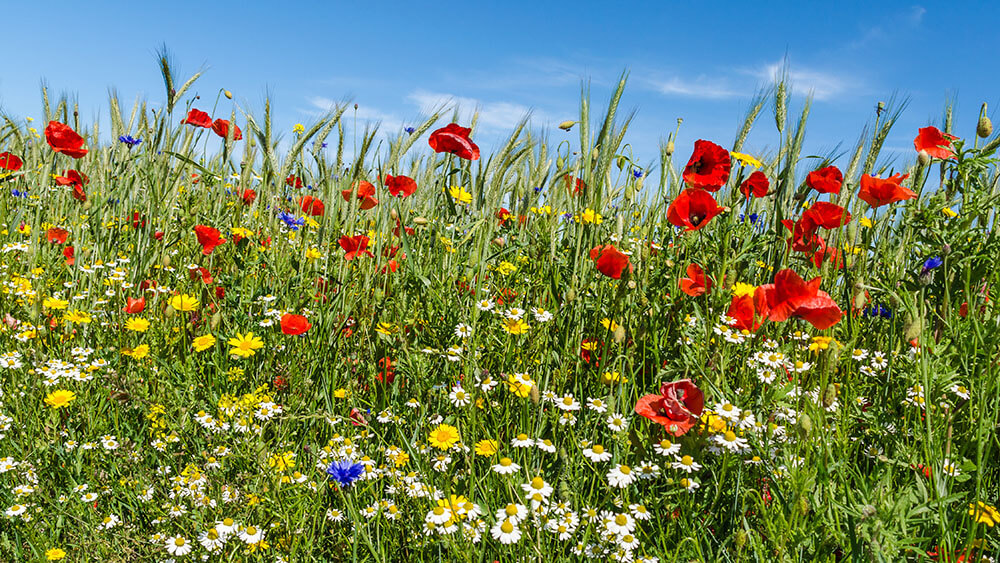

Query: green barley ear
[{"left": 774, "top": 78, "right": 788, "bottom": 135}]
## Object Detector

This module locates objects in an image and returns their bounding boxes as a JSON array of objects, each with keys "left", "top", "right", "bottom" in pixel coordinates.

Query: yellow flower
[
  {"left": 502, "top": 318, "right": 530, "bottom": 335},
  {"left": 600, "top": 318, "right": 620, "bottom": 331},
  {"left": 531, "top": 205, "right": 552, "bottom": 215},
  {"left": 333, "top": 388, "right": 348, "bottom": 399},
  {"left": 375, "top": 322, "right": 397, "bottom": 335},
  {"left": 496, "top": 261, "right": 516, "bottom": 276},
  {"left": 122, "top": 344, "right": 150, "bottom": 360},
  {"left": 268, "top": 451, "right": 296, "bottom": 472},
  {"left": 392, "top": 451, "right": 409, "bottom": 467},
  {"left": 428, "top": 424, "right": 460, "bottom": 450},
  {"left": 305, "top": 247, "right": 323, "bottom": 260},
  {"left": 505, "top": 374, "right": 534, "bottom": 398},
  {"left": 474, "top": 439, "right": 499, "bottom": 456},
  {"left": 17, "top": 223, "right": 31, "bottom": 235},
  {"left": 231, "top": 227, "right": 255, "bottom": 238},
  {"left": 43, "top": 297, "right": 69, "bottom": 310},
  {"left": 124, "top": 317, "right": 150, "bottom": 332},
  {"left": 228, "top": 332, "right": 264, "bottom": 358},
  {"left": 192, "top": 334, "right": 217, "bottom": 352},
  {"left": 808, "top": 336, "right": 834, "bottom": 353},
  {"left": 63, "top": 310, "right": 92, "bottom": 324},
  {"left": 969, "top": 501, "right": 1000, "bottom": 527},
  {"left": 859, "top": 217, "right": 873, "bottom": 228},
  {"left": 600, "top": 371, "right": 628, "bottom": 385},
  {"left": 44, "top": 389, "right": 76, "bottom": 409},
  {"left": 701, "top": 412, "right": 728, "bottom": 433},
  {"left": 292, "top": 123, "right": 305, "bottom": 134},
  {"left": 46, "top": 548, "right": 67, "bottom": 561},
  {"left": 170, "top": 294, "right": 199, "bottom": 312},
  {"left": 448, "top": 186, "right": 472, "bottom": 205},
  {"left": 732, "top": 283, "right": 756, "bottom": 298},
  {"left": 580, "top": 208, "right": 603, "bottom": 224},
  {"left": 730, "top": 151, "right": 763, "bottom": 168},
  {"left": 942, "top": 207, "right": 958, "bottom": 218}
]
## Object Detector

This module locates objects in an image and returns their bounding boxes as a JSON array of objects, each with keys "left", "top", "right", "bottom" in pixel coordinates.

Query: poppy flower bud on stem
[
  {"left": 918, "top": 150, "right": 931, "bottom": 167},
  {"left": 492, "top": 237, "right": 505, "bottom": 247},
  {"left": 413, "top": 217, "right": 428, "bottom": 225},
  {"left": 556, "top": 157, "right": 565, "bottom": 169},
  {"left": 978, "top": 103, "right": 992, "bottom": 138},
  {"left": 558, "top": 120, "right": 576, "bottom": 131},
  {"left": 665, "top": 140, "right": 674, "bottom": 156},
  {"left": 224, "top": 90, "right": 232, "bottom": 100}
]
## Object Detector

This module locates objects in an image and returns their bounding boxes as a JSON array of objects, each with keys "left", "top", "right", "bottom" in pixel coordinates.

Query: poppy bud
[
  {"left": 564, "top": 288, "right": 576, "bottom": 302},
  {"left": 735, "top": 531, "right": 748, "bottom": 548},
  {"left": 796, "top": 413, "right": 812, "bottom": 437},
  {"left": 492, "top": 237, "right": 505, "bottom": 247},
  {"left": 821, "top": 383, "right": 837, "bottom": 409},
  {"left": 903, "top": 315, "right": 922, "bottom": 341},
  {"left": 978, "top": 108, "right": 993, "bottom": 138},
  {"left": 161, "top": 254, "right": 171, "bottom": 268},
  {"left": 665, "top": 140, "right": 675, "bottom": 156},
  {"left": 164, "top": 305, "right": 176, "bottom": 319},
  {"left": 558, "top": 120, "right": 576, "bottom": 131},
  {"left": 529, "top": 383, "right": 540, "bottom": 404},
  {"left": 556, "top": 157, "right": 565, "bottom": 169},
  {"left": 616, "top": 156, "right": 627, "bottom": 170},
  {"left": 224, "top": 90, "right": 232, "bottom": 100},
  {"left": 211, "top": 311, "right": 222, "bottom": 330},
  {"left": 413, "top": 217, "right": 428, "bottom": 225},
  {"left": 154, "top": 231, "right": 164, "bottom": 241},
  {"left": 591, "top": 147, "right": 600, "bottom": 162},
  {"left": 941, "top": 243, "right": 951, "bottom": 256},
  {"left": 917, "top": 150, "right": 931, "bottom": 167},
  {"left": 389, "top": 208, "right": 398, "bottom": 221}
]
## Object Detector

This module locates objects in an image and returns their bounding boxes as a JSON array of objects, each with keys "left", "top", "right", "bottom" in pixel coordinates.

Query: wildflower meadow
[{"left": 0, "top": 58, "right": 999, "bottom": 562}]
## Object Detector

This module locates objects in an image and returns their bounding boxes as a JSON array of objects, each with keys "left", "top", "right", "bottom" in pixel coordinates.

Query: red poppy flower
[
  {"left": 184, "top": 109, "right": 213, "bottom": 128},
  {"left": 739, "top": 171, "right": 769, "bottom": 198},
  {"left": 385, "top": 174, "right": 417, "bottom": 198},
  {"left": 63, "top": 246, "right": 75, "bottom": 266},
  {"left": 211, "top": 119, "right": 242, "bottom": 140},
  {"left": 806, "top": 166, "right": 843, "bottom": 194},
  {"left": 589, "top": 244, "right": 633, "bottom": 279},
  {"left": 392, "top": 220, "right": 415, "bottom": 238},
  {"left": 753, "top": 269, "right": 842, "bottom": 329},
  {"left": 46, "top": 228, "right": 69, "bottom": 244},
  {"left": 727, "top": 294, "right": 763, "bottom": 332},
  {"left": 780, "top": 219, "right": 824, "bottom": 253},
  {"left": 45, "top": 121, "right": 88, "bottom": 159},
  {"left": 241, "top": 189, "right": 257, "bottom": 205},
  {"left": 682, "top": 140, "right": 731, "bottom": 191},
  {"left": 280, "top": 313, "right": 312, "bottom": 335},
  {"left": 154, "top": 231, "right": 165, "bottom": 241},
  {"left": 580, "top": 338, "right": 602, "bottom": 366},
  {"left": 189, "top": 266, "right": 214, "bottom": 285},
  {"left": 634, "top": 379, "right": 705, "bottom": 437},
  {"left": 801, "top": 201, "right": 851, "bottom": 229},
  {"left": 215, "top": 286, "right": 225, "bottom": 299},
  {"left": 913, "top": 126, "right": 958, "bottom": 160},
  {"left": 300, "top": 195, "right": 325, "bottom": 216},
  {"left": 341, "top": 181, "right": 379, "bottom": 210},
  {"left": 339, "top": 235, "right": 374, "bottom": 261},
  {"left": 381, "top": 259, "right": 400, "bottom": 274},
  {"left": 0, "top": 152, "right": 22, "bottom": 171},
  {"left": 428, "top": 123, "right": 480, "bottom": 160},
  {"left": 812, "top": 244, "right": 844, "bottom": 269},
  {"left": 858, "top": 173, "right": 915, "bottom": 208},
  {"left": 667, "top": 188, "right": 724, "bottom": 231},
  {"left": 124, "top": 296, "right": 146, "bottom": 314},
  {"left": 285, "top": 175, "right": 304, "bottom": 188},
  {"left": 193, "top": 225, "right": 226, "bottom": 255},
  {"left": 54, "top": 169, "right": 89, "bottom": 188},
  {"left": 679, "top": 263, "right": 711, "bottom": 297},
  {"left": 565, "top": 175, "right": 587, "bottom": 196},
  {"left": 71, "top": 184, "right": 87, "bottom": 202}
]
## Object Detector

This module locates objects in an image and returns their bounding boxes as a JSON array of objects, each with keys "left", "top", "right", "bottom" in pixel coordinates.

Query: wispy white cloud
[
  {"left": 406, "top": 90, "right": 543, "bottom": 129},
  {"left": 908, "top": 5, "right": 926, "bottom": 25},
  {"left": 753, "top": 62, "right": 852, "bottom": 101},
  {"left": 649, "top": 76, "right": 742, "bottom": 99},
  {"left": 306, "top": 96, "right": 405, "bottom": 132}
]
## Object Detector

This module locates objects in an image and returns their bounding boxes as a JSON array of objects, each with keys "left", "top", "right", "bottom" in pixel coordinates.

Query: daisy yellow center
[
  {"left": 531, "top": 477, "right": 545, "bottom": 489},
  {"left": 174, "top": 538, "right": 185, "bottom": 546},
  {"left": 207, "top": 529, "right": 219, "bottom": 540},
  {"left": 501, "top": 521, "right": 514, "bottom": 533},
  {"left": 615, "top": 514, "right": 628, "bottom": 526},
  {"left": 592, "top": 445, "right": 604, "bottom": 454},
  {"left": 433, "top": 507, "right": 445, "bottom": 515},
  {"left": 681, "top": 455, "right": 693, "bottom": 466},
  {"left": 724, "top": 431, "right": 737, "bottom": 442},
  {"left": 562, "top": 397, "right": 573, "bottom": 405},
  {"left": 499, "top": 457, "right": 512, "bottom": 466},
  {"left": 505, "top": 504, "right": 518, "bottom": 516},
  {"left": 245, "top": 526, "right": 257, "bottom": 535},
  {"left": 619, "top": 465, "right": 631, "bottom": 474},
  {"left": 659, "top": 439, "right": 673, "bottom": 448}
]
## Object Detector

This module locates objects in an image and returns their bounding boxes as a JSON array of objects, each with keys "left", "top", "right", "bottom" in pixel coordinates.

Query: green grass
[{"left": 0, "top": 60, "right": 997, "bottom": 562}]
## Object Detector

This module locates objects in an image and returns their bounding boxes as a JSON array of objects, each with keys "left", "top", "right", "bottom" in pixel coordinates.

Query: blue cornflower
[
  {"left": 863, "top": 305, "right": 893, "bottom": 319},
  {"left": 922, "top": 256, "right": 943, "bottom": 273},
  {"left": 326, "top": 459, "right": 365, "bottom": 487},
  {"left": 561, "top": 212, "right": 575, "bottom": 222},
  {"left": 405, "top": 127, "right": 416, "bottom": 134},
  {"left": 321, "top": 142, "right": 329, "bottom": 148},
  {"left": 632, "top": 168, "right": 644, "bottom": 179},
  {"left": 11, "top": 189, "right": 27, "bottom": 198},
  {"left": 533, "top": 186, "right": 543, "bottom": 193},
  {"left": 278, "top": 210, "right": 305, "bottom": 231},
  {"left": 118, "top": 135, "right": 142, "bottom": 147}
]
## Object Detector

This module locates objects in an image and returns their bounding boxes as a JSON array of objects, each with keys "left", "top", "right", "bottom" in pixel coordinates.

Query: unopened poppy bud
[
  {"left": 413, "top": 217, "right": 428, "bottom": 225},
  {"left": 978, "top": 114, "right": 993, "bottom": 138},
  {"left": 821, "top": 383, "right": 837, "bottom": 409},
  {"left": 389, "top": 208, "right": 398, "bottom": 221},
  {"left": 941, "top": 243, "right": 951, "bottom": 256},
  {"left": 591, "top": 147, "right": 600, "bottom": 162},
  {"left": 918, "top": 150, "right": 931, "bottom": 166},
  {"left": 164, "top": 305, "right": 176, "bottom": 319},
  {"left": 735, "top": 531, "right": 748, "bottom": 548},
  {"left": 564, "top": 288, "right": 576, "bottom": 302},
  {"left": 354, "top": 103, "right": 359, "bottom": 110},
  {"left": 616, "top": 156, "right": 627, "bottom": 170},
  {"left": 558, "top": 120, "right": 576, "bottom": 131},
  {"left": 224, "top": 90, "right": 232, "bottom": 100},
  {"left": 797, "top": 413, "right": 812, "bottom": 437},
  {"left": 492, "top": 237, "right": 505, "bottom": 247},
  {"left": 556, "top": 157, "right": 565, "bottom": 169},
  {"left": 665, "top": 140, "right": 675, "bottom": 156},
  {"left": 210, "top": 312, "right": 222, "bottom": 330},
  {"left": 161, "top": 254, "right": 171, "bottom": 268},
  {"left": 529, "top": 384, "right": 540, "bottom": 404}
]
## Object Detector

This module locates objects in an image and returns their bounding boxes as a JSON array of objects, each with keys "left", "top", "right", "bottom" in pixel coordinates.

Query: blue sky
[{"left": 1, "top": 1, "right": 996, "bottom": 171}]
